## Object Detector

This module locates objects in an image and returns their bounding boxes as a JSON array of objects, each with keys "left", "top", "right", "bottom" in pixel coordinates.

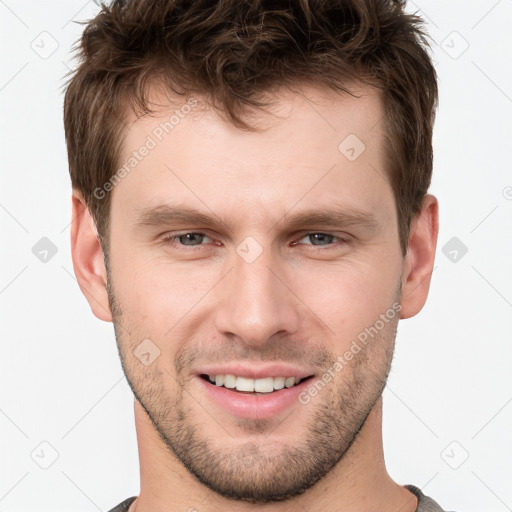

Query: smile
[
  {"left": 201, "top": 374, "right": 309, "bottom": 394},
  {"left": 196, "top": 370, "right": 315, "bottom": 420}
]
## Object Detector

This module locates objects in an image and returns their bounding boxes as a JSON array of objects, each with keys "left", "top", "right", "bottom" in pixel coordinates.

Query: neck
[{"left": 129, "top": 397, "right": 417, "bottom": 512}]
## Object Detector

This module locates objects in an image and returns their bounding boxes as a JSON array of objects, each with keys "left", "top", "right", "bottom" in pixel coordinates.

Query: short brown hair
[{"left": 64, "top": 0, "right": 437, "bottom": 257}]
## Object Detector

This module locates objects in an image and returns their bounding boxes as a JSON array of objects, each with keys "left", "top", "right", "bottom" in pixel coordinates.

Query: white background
[{"left": 0, "top": 1, "right": 511, "bottom": 511}]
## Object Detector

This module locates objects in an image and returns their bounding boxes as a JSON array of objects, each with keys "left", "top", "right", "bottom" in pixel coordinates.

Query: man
[{"left": 64, "top": 0, "right": 450, "bottom": 510}]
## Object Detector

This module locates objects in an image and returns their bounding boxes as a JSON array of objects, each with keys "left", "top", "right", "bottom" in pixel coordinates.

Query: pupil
[
  {"left": 180, "top": 233, "right": 202, "bottom": 245},
  {"left": 311, "top": 233, "right": 333, "bottom": 245}
]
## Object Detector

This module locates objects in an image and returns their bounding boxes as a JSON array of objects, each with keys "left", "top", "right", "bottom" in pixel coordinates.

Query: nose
[{"left": 213, "top": 245, "right": 301, "bottom": 348}]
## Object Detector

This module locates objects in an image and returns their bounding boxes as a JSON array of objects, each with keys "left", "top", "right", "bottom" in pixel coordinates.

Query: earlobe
[
  {"left": 399, "top": 194, "right": 439, "bottom": 319},
  {"left": 70, "top": 191, "right": 113, "bottom": 322}
]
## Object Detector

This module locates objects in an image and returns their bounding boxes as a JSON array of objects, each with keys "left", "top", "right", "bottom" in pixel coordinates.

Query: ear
[
  {"left": 399, "top": 194, "right": 439, "bottom": 319},
  {"left": 70, "top": 190, "right": 112, "bottom": 322}
]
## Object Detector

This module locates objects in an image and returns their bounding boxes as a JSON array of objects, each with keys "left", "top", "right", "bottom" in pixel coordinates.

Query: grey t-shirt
[{"left": 108, "top": 485, "right": 450, "bottom": 511}]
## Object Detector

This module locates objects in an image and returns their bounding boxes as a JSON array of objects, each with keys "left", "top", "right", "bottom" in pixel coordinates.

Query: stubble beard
[{"left": 106, "top": 268, "right": 398, "bottom": 503}]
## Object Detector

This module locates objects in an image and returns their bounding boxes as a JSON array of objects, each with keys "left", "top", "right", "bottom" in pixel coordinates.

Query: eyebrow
[
  {"left": 135, "top": 204, "right": 222, "bottom": 228},
  {"left": 133, "top": 203, "right": 379, "bottom": 232},
  {"left": 278, "top": 207, "right": 378, "bottom": 231}
]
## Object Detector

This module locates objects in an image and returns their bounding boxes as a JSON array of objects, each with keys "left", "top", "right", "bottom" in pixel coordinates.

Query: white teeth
[
  {"left": 254, "top": 377, "right": 274, "bottom": 393},
  {"left": 273, "top": 377, "right": 285, "bottom": 390},
  {"left": 285, "top": 377, "right": 296, "bottom": 388},
  {"left": 206, "top": 374, "right": 303, "bottom": 392},
  {"left": 223, "top": 374, "right": 236, "bottom": 389},
  {"left": 236, "top": 376, "right": 255, "bottom": 392}
]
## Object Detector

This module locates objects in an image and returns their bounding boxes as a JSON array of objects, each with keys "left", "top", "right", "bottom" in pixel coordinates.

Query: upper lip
[{"left": 196, "top": 363, "right": 315, "bottom": 380}]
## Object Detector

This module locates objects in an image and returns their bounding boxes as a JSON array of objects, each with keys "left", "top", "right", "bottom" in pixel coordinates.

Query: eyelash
[{"left": 160, "top": 231, "right": 350, "bottom": 250}]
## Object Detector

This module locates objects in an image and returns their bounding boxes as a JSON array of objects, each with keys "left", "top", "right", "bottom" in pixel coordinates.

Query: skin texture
[{"left": 71, "top": 83, "right": 439, "bottom": 511}]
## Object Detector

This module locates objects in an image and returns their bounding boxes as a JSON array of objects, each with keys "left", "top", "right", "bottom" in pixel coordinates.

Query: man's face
[{"left": 107, "top": 84, "right": 404, "bottom": 502}]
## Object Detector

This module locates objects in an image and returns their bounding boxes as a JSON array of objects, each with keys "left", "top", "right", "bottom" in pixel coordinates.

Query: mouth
[
  {"left": 196, "top": 370, "right": 315, "bottom": 420},
  {"left": 199, "top": 374, "right": 313, "bottom": 395}
]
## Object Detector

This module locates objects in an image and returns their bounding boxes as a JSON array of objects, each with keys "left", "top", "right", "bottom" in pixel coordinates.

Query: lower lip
[{"left": 196, "top": 376, "right": 312, "bottom": 420}]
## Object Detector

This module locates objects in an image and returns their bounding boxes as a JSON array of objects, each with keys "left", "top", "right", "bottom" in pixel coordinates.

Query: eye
[
  {"left": 162, "top": 232, "right": 214, "bottom": 246},
  {"left": 293, "top": 232, "right": 348, "bottom": 247}
]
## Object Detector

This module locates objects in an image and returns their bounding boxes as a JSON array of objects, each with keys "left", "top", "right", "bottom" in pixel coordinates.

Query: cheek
[
  {"left": 111, "top": 254, "right": 217, "bottom": 335},
  {"left": 295, "top": 258, "right": 400, "bottom": 342},
  {"left": 110, "top": 238, "right": 401, "bottom": 349}
]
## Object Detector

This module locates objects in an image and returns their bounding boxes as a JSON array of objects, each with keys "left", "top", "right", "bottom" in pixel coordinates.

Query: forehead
[{"left": 112, "top": 82, "right": 394, "bottom": 229}]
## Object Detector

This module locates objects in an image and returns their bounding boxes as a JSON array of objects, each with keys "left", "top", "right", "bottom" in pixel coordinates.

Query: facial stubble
[{"left": 106, "top": 263, "right": 399, "bottom": 503}]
